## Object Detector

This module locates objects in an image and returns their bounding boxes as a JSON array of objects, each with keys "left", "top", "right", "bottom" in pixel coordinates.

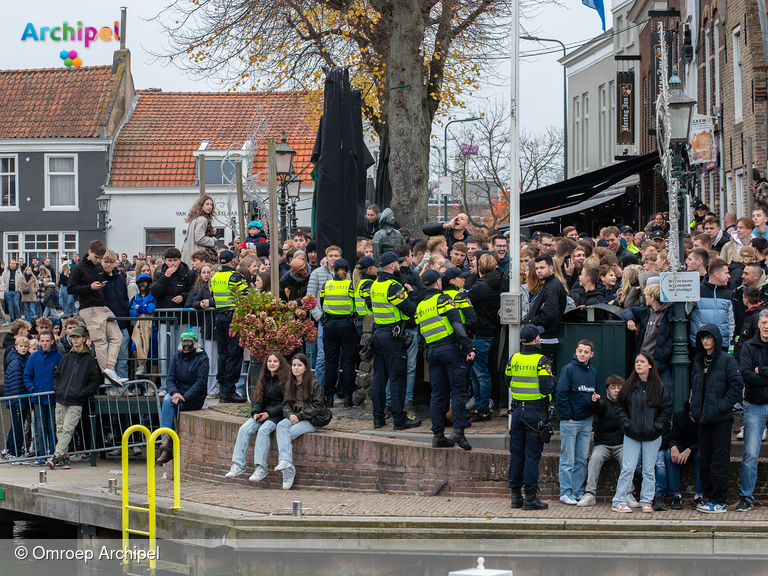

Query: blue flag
[{"left": 582, "top": 0, "right": 606, "bottom": 32}]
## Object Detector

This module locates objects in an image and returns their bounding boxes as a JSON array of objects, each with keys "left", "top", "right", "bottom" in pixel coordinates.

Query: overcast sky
[{"left": 2, "top": 1, "right": 607, "bottom": 135}]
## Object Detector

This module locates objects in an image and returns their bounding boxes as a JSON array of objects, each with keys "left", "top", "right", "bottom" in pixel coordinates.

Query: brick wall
[{"left": 177, "top": 410, "right": 768, "bottom": 503}]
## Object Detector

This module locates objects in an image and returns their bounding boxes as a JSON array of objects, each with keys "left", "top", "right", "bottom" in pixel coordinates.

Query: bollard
[
  {"left": 292, "top": 501, "right": 302, "bottom": 518},
  {"left": 39, "top": 471, "right": 47, "bottom": 485},
  {"left": 108, "top": 478, "right": 117, "bottom": 495}
]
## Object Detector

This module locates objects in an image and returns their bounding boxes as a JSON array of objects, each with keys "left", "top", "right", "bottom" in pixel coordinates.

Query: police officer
[
  {"left": 507, "top": 324, "right": 555, "bottom": 510},
  {"left": 320, "top": 258, "right": 357, "bottom": 408},
  {"left": 416, "top": 270, "right": 474, "bottom": 449},
  {"left": 210, "top": 250, "right": 247, "bottom": 403},
  {"left": 354, "top": 256, "right": 377, "bottom": 338},
  {"left": 442, "top": 267, "right": 477, "bottom": 332},
  {"left": 367, "top": 251, "right": 421, "bottom": 430}
]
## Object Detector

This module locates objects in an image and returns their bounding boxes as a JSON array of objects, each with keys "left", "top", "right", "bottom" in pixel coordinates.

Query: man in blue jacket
[
  {"left": 687, "top": 259, "right": 734, "bottom": 351},
  {"left": 556, "top": 339, "right": 597, "bottom": 504},
  {"left": 24, "top": 330, "right": 63, "bottom": 465}
]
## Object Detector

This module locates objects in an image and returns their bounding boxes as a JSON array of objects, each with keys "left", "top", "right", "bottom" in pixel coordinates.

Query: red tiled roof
[
  {"left": 0, "top": 66, "right": 119, "bottom": 138},
  {"left": 110, "top": 91, "right": 319, "bottom": 187}
]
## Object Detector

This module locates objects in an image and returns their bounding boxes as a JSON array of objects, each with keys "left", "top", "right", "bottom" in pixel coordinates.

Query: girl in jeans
[
  {"left": 274, "top": 354, "right": 324, "bottom": 490},
  {"left": 612, "top": 353, "right": 673, "bottom": 513},
  {"left": 225, "top": 352, "right": 290, "bottom": 481}
]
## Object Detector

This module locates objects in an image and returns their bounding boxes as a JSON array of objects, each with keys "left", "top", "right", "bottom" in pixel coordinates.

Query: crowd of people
[{"left": 2, "top": 192, "right": 766, "bottom": 507}]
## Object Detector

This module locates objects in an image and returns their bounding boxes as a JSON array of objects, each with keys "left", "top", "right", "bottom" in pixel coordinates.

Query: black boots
[
  {"left": 344, "top": 394, "right": 353, "bottom": 408},
  {"left": 448, "top": 429, "right": 472, "bottom": 451},
  {"left": 325, "top": 393, "right": 335, "bottom": 408},
  {"left": 373, "top": 417, "right": 386, "bottom": 429},
  {"left": 510, "top": 490, "right": 523, "bottom": 509},
  {"left": 156, "top": 435, "right": 173, "bottom": 465},
  {"left": 432, "top": 433, "right": 455, "bottom": 448},
  {"left": 522, "top": 491, "right": 548, "bottom": 510}
]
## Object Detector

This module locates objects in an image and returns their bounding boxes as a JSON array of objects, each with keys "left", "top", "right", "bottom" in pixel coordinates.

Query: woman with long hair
[
  {"left": 59, "top": 263, "right": 74, "bottom": 316},
  {"left": 274, "top": 354, "right": 325, "bottom": 489},
  {"left": 181, "top": 194, "right": 217, "bottom": 267},
  {"left": 225, "top": 352, "right": 291, "bottom": 481},
  {"left": 255, "top": 272, "right": 272, "bottom": 294},
  {"left": 616, "top": 267, "right": 641, "bottom": 308},
  {"left": 19, "top": 266, "right": 38, "bottom": 322},
  {"left": 611, "top": 353, "right": 673, "bottom": 513}
]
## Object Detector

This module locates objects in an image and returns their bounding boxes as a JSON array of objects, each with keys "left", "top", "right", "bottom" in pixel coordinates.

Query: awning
[
  {"left": 520, "top": 152, "right": 657, "bottom": 219},
  {"left": 520, "top": 187, "right": 627, "bottom": 226}
]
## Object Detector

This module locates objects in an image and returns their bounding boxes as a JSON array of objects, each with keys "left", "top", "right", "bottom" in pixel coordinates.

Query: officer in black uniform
[
  {"left": 417, "top": 270, "right": 474, "bottom": 450},
  {"left": 507, "top": 324, "right": 556, "bottom": 510}
]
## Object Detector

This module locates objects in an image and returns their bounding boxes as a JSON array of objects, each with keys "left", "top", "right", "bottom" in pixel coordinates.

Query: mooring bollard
[
  {"left": 108, "top": 478, "right": 116, "bottom": 495},
  {"left": 292, "top": 501, "right": 302, "bottom": 518},
  {"left": 38, "top": 471, "right": 47, "bottom": 485}
]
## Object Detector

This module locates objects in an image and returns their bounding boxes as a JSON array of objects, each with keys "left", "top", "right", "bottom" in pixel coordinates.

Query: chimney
[{"left": 120, "top": 7, "right": 126, "bottom": 50}]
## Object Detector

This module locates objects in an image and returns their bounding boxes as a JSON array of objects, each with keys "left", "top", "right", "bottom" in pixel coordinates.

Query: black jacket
[
  {"left": 282, "top": 376, "right": 325, "bottom": 421},
  {"left": 3, "top": 331, "right": 15, "bottom": 372},
  {"left": 615, "top": 381, "right": 673, "bottom": 442},
  {"left": 52, "top": 348, "right": 102, "bottom": 406},
  {"left": 166, "top": 348, "right": 209, "bottom": 411},
  {"left": 588, "top": 396, "right": 624, "bottom": 446},
  {"left": 690, "top": 323, "right": 744, "bottom": 424},
  {"left": 526, "top": 274, "right": 567, "bottom": 339},
  {"left": 251, "top": 372, "right": 286, "bottom": 423},
  {"left": 568, "top": 283, "right": 608, "bottom": 307},
  {"left": 66, "top": 253, "right": 108, "bottom": 311},
  {"left": 151, "top": 262, "right": 197, "bottom": 309},
  {"left": 622, "top": 302, "right": 675, "bottom": 374},
  {"left": 279, "top": 269, "right": 309, "bottom": 303},
  {"left": 670, "top": 408, "right": 699, "bottom": 454},
  {"left": 733, "top": 282, "right": 768, "bottom": 341},
  {"left": 186, "top": 280, "right": 215, "bottom": 338},
  {"left": 735, "top": 301, "right": 768, "bottom": 361},
  {"left": 399, "top": 264, "right": 426, "bottom": 329},
  {"left": 421, "top": 221, "right": 472, "bottom": 251},
  {"left": 467, "top": 269, "right": 502, "bottom": 338},
  {"left": 739, "top": 331, "right": 768, "bottom": 405},
  {"left": 103, "top": 270, "right": 130, "bottom": 330}
]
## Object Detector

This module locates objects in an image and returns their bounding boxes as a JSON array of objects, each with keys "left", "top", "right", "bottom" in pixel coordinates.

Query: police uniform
[
  {"left": 367, "top": 252, "right": 418, "bottom": 428},
  {"left": 354, "top": 273, "right": 375, "bottom": 338},
  {"left": 210, "top": 253, "right": 247, "bottom": 403},
  {"left": 507, "top": 325, "right": 556, "bottom": 509},
  {"left": 320, "top": 260, "right": 358, "bottom": 406},
  {"left": 416, "top": 272, "right": 473, "bottom": 445}
]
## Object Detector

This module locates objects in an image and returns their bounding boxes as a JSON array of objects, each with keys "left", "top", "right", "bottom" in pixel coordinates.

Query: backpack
[{"left": 49, "top": 288, "right": 60, "bottom": 307}]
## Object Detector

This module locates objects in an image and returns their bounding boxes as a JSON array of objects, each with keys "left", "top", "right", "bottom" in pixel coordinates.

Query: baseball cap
[
  {"left": 71, "top": 326, "right": 87, "bottom": 338},
  {"left": 421, "top": 269, "right": 441, "bottom": 285},
  {"left": 379, "top": 251, "right": 405, "bottom": 266},
  {"left": 520, "top": 324, "right": 545, "bottom": 343},
  {"left": 531, "top": 231, "right": 543, "bottom": 240},
  {"left": 619, "top": 225, "right": 634, "bottom": 234},
  {"left": 443, "top": 267, "right": 469, "bottom": 282},
  {"left": 578, "top": 232, "right": 590, "bottom": 239},
  {"left": 334, "top": 258, "right": 350, "bottom": 271},
  {"left": 219, "top": 250, "right": 236, "bottom": 263},
  {"left": 357, "top": 256, "right": 375, "bottom": 269},
  {"left": 650, "top": 229, "right": 666, "bottom": 240}
]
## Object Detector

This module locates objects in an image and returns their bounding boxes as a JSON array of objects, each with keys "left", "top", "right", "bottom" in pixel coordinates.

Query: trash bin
[{"left": 556, "top": 304, "right": 633, "bottom": 395}]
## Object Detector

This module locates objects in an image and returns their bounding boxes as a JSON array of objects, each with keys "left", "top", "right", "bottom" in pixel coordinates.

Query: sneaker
[
  {"left": 642, "top": 502, "right": 653, "bottom": 513},
  {"left": 108, "top": 448, "right": 121, "bottom": 457},
  {"left": 124, "top": 386, "right": 140, "bottom": 397},
  {"left": 145, "top": 387, "right": 156, "bottom": 397},
  {"left": 735, "top": 497, "right": 752, "bottom": 512},
  {"left": 106, "top": 386, "right": 123, "bottom": 397},
  {"left": 135, "top": 365, "right": 146, "bottom": 377},
  {"left": 625, "top": 493, "right": 641, "bottom": 509},
  {"left": 282, "top": 474, "right": 295, "bottom": 490},
  {"left": 70, "top": 454, "right": 89, "bottom": 462},
  {"left": 612, "top": 504, "right": 633, "bottom": 513},
  {"left": 61, "top": 455, "right": 70, "bottom": 469},
  {"left": 47, "top": 456, "right": 62, "bottom": 469},
  {"left": 465, "top": 397, "right": 476, "bottom": 411},
  {"left": 31, "top": 459, "right": 47, "bottom": 467},
  {"left": 132, "top": 447, "right": 143, "bottom": 457},
  {"left": 2, "top": 320, "right": 9, "bottom": 326},
  {"left": 225, "top": 463, "right": 246, "bottom": 478},
  {"left": 763, "top": 429, "right": 767, "bottom": 442},
  {"left": 469, "top": 410, "right": 492, "bottom": 423},
  {"left": 577, "top": 493, "right": 596, "bottom": 507},
  {"left": 671, "top": 495, "right": 683, "bottom": 510},
  {"left": 103, "top": 368, "right": 128, "bottom": 386},
  {"left": 692, "top": 496, "right": 704, "bottom": 509},
  {"left": 393, "top": 416, "right": 422, "bottom": 430},
  {"left": 737, "top": 426, "right": 744, "bottom": 439},
  {"left": 274, "top": 459, "right": 292, "bottom": 472},
  {"left": 698, "top": 502, "right": 727, "bottom": 514},
  {"left": 206, "top": 394, "right": 220, "bottom": 399},
  {"left": 158, "top": 389, "right": 167, "bottom": 399},
  {"left": 249, "top": 466, "right": 268, "bottom": 482},
  {"left": 559, "top": 494, "right": 578, "bottom": 505},
  {"left": 404, "top": 402, "right": 414, "bottom": 414},
  {"left": 653, "top": 495, "right": 666, "bottom": 511}
]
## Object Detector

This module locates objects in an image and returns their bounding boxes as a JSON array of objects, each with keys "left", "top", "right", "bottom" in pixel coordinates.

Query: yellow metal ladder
[{"left": 121, "top": 425, "right": 182, "bottom": 571}]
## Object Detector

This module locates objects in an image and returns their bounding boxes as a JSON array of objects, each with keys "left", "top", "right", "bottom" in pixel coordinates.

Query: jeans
[
  {"left": 306, "top": 338, "right": 318, "bottom": 370},
  {"left": 231, "top": 417, "right": 277, "bottom": 470},
  {"left": 612, "top": 435, "right": 662, "bottom": 505},
  {"left": 508, "top": 405, "right": 546, "bottom": 493},
  {"left": 5, "top": 291, "right": 20, "bottom": 321},
  {"left": 60, "top": 286, "right": 74, "bottom": 316},
  {"left": 665, "top": 448, "right": 703, "bottom": 496},
  {"left": 584, "top": 444, "right": 632, "bottom": 495},
  {"left": 698, "top": 419, "right": 732, "bottom": 504},
  {"left": 275, "top": 418, "right": 316, "bottom": 479},
  {"left": 24, "top": 302, "right": 36, "bottom": 322},
  {"left": 653, "top": 450, "right": 667, "bottom": 497},
  {"left": 160, "top": 395, "right": 188, "bottom": 431},
  {"left": 315, "top": 324, "right": 325, "bottom": 388},
  {"left": 116, "top": 328, "right": 130, "bottom": 380},
  {"left": 558, "top": 419, "right": 593, "bottom": 498},
  {"left": 740, "top": 401, "right": 768, "bottom": 503},
  {"left": 387, "top": 327, "right": 418, "bottom": 405},
  {"left": 33, "top": 403, "right": 56, "bottom": 457},
  {"left": 470, "top": 337, "right": 494, "bottom": 412},
  {"left": 43, "top": 306, "right": 60, "bottom": 320}
]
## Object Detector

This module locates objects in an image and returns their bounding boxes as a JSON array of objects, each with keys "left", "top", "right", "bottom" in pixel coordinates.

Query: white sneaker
[
  {"left": 763, "top": 429, "right": 767, "bottom": 442},
  {"left": 158, "top": 389, "right": 167, "bottom": 399},
  {"left": 103, "top": 368, "right": 128, "bottom": 385},
  {"left": 559, "top": 494, "right": 578, "bottom": 505},
  {"left": 577, "top": 493, "right": 596, "bottom": 507},
  {"left": 108, "top": 448, "right": 121, "bottom": 457},
  {"left": 106, "top": 386, "right": 123, "bottom": 397},
  {"left": 145, "top": 387, "right": 156, "bottom": 397},
  {"left": 626, "top": 493, "right": 641, "bottom": 508},
  {"left": 465, "top": 397, "right": 476, "bottom": 411},
  {"left": 225, "top": 463, "right": 246, "bottom": 478},
  {"left": 249, "top": 466, "right": 268, "bottom": 482},
  {"left": 737, "top": 426, "right": 744, "bottom": 439},
  {"left": 135, "top": 365, "right": 146, "bottom": 377},
  {"left": 274, "top": 459, "right": 292, "bottom": 472},
  {"left": 282, "top": 474, "right": 295, "bottom": 490},
  {"left": 124, "top": 386, "right": 139, "bottom": 397}
]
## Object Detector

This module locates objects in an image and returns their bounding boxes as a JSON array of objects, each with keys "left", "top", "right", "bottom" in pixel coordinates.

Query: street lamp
[
  {"left": 286, "top": 176, "right": 302, "bottom": 236},
  {"left": 443, "top": 116, "right": 481, "bottom": 221},
  {"left": 275, "top": 132, "right": 296, "bottom": 243},
  {"left": 521, "top": 35, "right": 568, "bottom": 179},
  {"left": 96, "top": 193, "right": 111, "bottom": 244}
]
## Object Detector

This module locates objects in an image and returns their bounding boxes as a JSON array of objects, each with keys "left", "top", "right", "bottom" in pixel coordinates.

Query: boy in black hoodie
[{"left": 664, "top": 401, "right": 703, "bottom": 509}]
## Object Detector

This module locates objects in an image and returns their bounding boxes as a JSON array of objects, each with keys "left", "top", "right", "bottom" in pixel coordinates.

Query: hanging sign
[
  {"left": 617, "top": 71, "right": 635, "bottom": 145},
  {"left": 689, "top": 114, "right": 718, "bottom": 170}
]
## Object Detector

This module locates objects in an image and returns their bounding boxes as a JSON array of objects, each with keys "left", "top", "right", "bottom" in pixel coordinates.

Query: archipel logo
[{"left": 21, "top": 21, "right": 121, "bottom": 67}]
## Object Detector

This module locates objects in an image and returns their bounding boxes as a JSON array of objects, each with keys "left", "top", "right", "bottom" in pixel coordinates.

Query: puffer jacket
[
  {"left": 306, "top": 264, "right": 333, "bottom": 321},
  {"left": 166, "top": 348, "right": 209, "bottom": 411},
  {"left": 738, "top": 331, "right": 768, "bottom": 405},
  {"left": 688, "top": 281, "right": 734, "bottom": 347},
  {"left": 525, "top": 274, "right": 567, "bottom": 339},
  {"left": 622, "top": 302, "right": 675, "bottom": 374},
  {"left": 735, "top": 301, "right": 768, "bottom": 361},
  {"left": 251, "top": 372, "right": 286, "bottom": 423},
  {"left": 615, "top": 380, "right": 673, "bottom": 442},
  {"left": 556, "top": 355, "right": 597, "bottom": 421},
  {"left": 467, "top": 269, "right": 502, "bottom": 338},
  {"left": 282, "top": 376, "right": 325, "bottom": 422},
  {"left": 23, "top": 347, "right": 63, "bottom": 405},
  {"left": 568, "top": 283, "right": 608, "bottom": 307},
  {"left": 689, "top": 324, "right": 744, "bottom": 424},
  {"left": 4, "top": 348, "right": 29, "bottom": 408},
  {"left": 52, "top": 348, "right": 101, "bottom": 407}
]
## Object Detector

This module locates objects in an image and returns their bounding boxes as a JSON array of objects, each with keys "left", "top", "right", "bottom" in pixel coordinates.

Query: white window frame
[
  {"left": 3, "top": 231, "right": 78, "bottom": 265},
  {"left": 726, "top": 172, "right": 733, "bottom": 213},
  {"left": 733, "top": 26, "right": 743, "bottom": 124},
  {"left": 599, "top": 85, "right": 607, "bottom": 166},
  {"left": 44, "top": 153, "right": 78, "bottom": 211},
  {"left": 709, "top": 172, "right": 716, "bottom": 213},
  {"left": 617, "top": 16, "right": 624, "bottom": 50},
  {"left": 736, "top": 169, "right": 745, "bottom": 215},
  {"left": 573, "top": 97, "right": 580, "bottom": 176},
  {"left": 583, "top": 94, "right": 589, "bottom": 171},
  {"left": 714, "top": 20, "right": 721, "bottom": 108},
  {"left": 609, "top": 79, "right": 616, "bottom": 161},
  {"left": 0, "top": 154, "right": 19, "bottom": 211}
]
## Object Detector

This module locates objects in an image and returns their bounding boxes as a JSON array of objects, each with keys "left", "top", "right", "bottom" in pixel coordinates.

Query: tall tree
[{"left": 151, "top": 0, "right": 530, "bottom": 232}]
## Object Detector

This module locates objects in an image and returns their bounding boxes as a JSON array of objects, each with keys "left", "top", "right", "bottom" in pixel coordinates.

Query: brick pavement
[{"left": 140, "top": 477, "right": 768, "bottom": 521}]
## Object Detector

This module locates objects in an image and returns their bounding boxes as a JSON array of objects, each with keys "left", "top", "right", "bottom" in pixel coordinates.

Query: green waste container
[{"left": 555, "top": 305, "right": 633, "bottom": 396}]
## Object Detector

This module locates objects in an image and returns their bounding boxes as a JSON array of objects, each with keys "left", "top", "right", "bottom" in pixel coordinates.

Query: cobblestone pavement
[{"left": 140, "top": 477, "right": 768, "bottom": 521}]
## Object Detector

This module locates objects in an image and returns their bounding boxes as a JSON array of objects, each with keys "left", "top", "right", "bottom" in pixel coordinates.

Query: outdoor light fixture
[
  {"left": 275, "top": 132, "right": 296, "bottom": 176},
  {"left": 286, "top": 176, "right": 302, "bottom": 200},
  {"left": 667, "top": 67, "right": 696, "bottom": 144},
  {"left": 96, "top": 193, "right": 111, "bottom": 213}
]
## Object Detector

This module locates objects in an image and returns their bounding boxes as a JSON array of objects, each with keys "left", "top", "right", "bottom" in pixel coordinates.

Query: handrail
[{"left": 121, "top": 425, "right": 181, "bottom": 570}]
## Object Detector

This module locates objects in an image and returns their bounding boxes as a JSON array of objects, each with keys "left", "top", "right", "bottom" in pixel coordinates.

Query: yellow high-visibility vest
[
  {"left": 321, "top": 278, "right": 354, "bottom": 316},
  {"left": 505, "top": 352, "right": 550, "bottom": 401},
  {"left": 370, "top": 279, "right": 408, "bottom": 325},
  {"left": 210, "top": 269, "right": 246, "bottom": 310},
  {"left": 415, "top": 294, "right": 454, "bottom": 344}
]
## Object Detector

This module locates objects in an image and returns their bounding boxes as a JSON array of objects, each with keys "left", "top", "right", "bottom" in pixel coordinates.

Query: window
[
  {"left": 714, "top": 21, "right": 721, "bottom": 108},
  {"left": 726, "top": 172, "right": 733, "bottom": 213},
  {"left": 145, "top": 228, "right": 176, "bottom": 257},
  {"left": 573, "top": 97, "right": 580, "bottom": 175},
  {"left": 736, "top": 169, "right": 745, "bottom": 215},
  {"left": 733, "top": 27, "right": 743, "bottom": 123},
  {"left": 709, "top": 172, "right": 716, "bottom": 212},
  {"left": 599, "top": 85, "right": 607, "bottom": 166},
  {"left": 583, "top": 94, "right": 589, "bottom": 171},
  {"left": 609, "top": 79, "right": 616, "bottom": 160},
  {"left": 0, "top": 156, "right": 17, "bottom": 209},
  {"left": 44, "top": 154, "right": 77, "bottom": 210},
  {"left": 203, "top": 158, "right": 239, "bottom": 186},
  {"left": 617, "top": 16, "right": 624, "bottom": 50},
  {"left": 705, "top": 28, "right": 711, "bottom": 117},
  {"left": 3, "top": 231, "right": 77, "bottom": 267}
]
